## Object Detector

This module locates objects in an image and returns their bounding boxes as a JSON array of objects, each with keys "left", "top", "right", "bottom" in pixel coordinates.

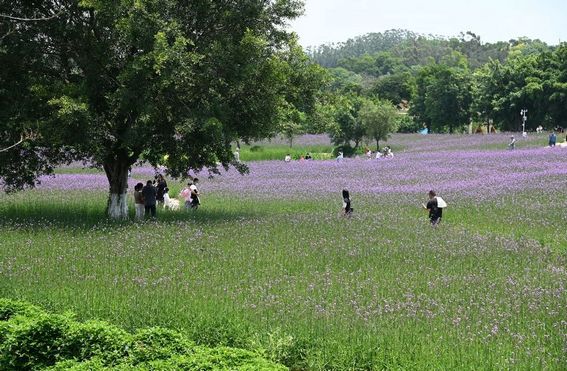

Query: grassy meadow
[{"left": 1, "top": 133, "right": 566, "bottom": 369}]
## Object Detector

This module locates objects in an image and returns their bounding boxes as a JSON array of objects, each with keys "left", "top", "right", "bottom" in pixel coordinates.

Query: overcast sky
[{"left": 289, "top": 0, "right": 567, "bottom": 47}]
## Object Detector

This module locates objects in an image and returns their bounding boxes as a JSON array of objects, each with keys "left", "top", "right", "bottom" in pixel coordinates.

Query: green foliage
[
  {"left": 411, "top": 63, "right": 472, "bottom": 133},
  {"left": 0, "top": 299, "right": 43, "bottom": 321},
  {"left": 129, "top": 327, "right": 194, "bottom": 363},
  {"left": 372, "top": 71, "right": 416, "bottom": 104},
  {"left": 359, "top": 98, "right": 400, "bottom": 149},
  {"left": 397, "top": 114, "right": 422, "bottom": 133},
  {"left": 327, "top": 94, "right": 366, "bottom": 148},
  {"left": 0, "top": 299, "right": 285, "bottom": 371},
  {"left": 0, "top": 0, "right": 323, "bottom": 219},
  {"left": 310, "top": 29, "right": 567, "bottom": 135},
  {"left": 0, "top": 312, "right": 73, "bottom": 370}
]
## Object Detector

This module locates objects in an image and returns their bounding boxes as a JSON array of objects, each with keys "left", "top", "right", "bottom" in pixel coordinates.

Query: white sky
[{"left": 289, "top": 0, "right": 567, "bottom": 47}]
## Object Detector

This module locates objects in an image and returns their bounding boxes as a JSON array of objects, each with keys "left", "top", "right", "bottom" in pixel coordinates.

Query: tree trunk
[
  {"left": 375, "top": 138, "right": 380, "bottom": 151},
  {"left": 104, "top": 160, "right": 131, "bottom": 219}
]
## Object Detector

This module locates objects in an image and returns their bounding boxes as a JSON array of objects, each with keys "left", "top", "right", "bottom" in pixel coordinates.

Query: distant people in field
[
  {"left": 548, "top": 132, "right": 557, "bottom": 147},
  {"left": 133, "top": 182, "right": 145, "bottom": 220},
  {"left": 163, "top": 187, "right": 180, "bottom": 210},
  {"left": 234, "top": 147, "right": 240, "bottom": 162},
  {"left": 376, "top": 146, "right": 393, "bottom": 158},
  {"left": 342, "top": 189, "right": 353, "bottom": 217},
  {"left": 365, "top": 148, "right": 372, "bottom": 160},
  {"left": 142, "top": 180, "right": 157, "bottom": 218},
  {"left": 536, "top": 125, "right": 543, "bottom": 133},
  {"left": 284, "top": 153, "right": 292, "bottom": 162},
  {"left": 422, "top": 190, "right": 447, "bottom": 227},
  {"left": 155, "top": 174, "right": 167, "bottom": 205},
  {"left": 336, "top": 151, "right": 344, "bottom": 162},
  {"left": 508, "top": 135, "right": 516, "bottom": 150}
]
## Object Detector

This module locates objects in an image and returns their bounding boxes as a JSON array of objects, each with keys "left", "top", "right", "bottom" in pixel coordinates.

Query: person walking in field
[
  {"left": 133, "top": 182, "right": 145, "bottom": 220},
  {"left": 508, "top": 135, "right": 516, "bottom": 150},
  {"left": 342, "top": 189, "right": 353, "bottom": 217},
  {"left": 142, "top": 180, "right": 157, "bottom": 218},
  {"left": 422, "top": 190, "right": 447, "bottom": 226}
]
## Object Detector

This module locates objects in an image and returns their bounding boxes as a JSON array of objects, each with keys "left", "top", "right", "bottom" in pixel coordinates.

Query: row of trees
[{"left": 309, "top": 31, "right": 567, "bottom": 136}]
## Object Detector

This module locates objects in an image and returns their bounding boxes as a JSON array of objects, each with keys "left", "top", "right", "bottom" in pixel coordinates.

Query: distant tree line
[{"left": 298, "top": 29, "right": 567, "bottom": 146}]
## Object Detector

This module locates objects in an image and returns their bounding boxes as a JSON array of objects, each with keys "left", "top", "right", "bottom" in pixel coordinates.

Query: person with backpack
[{"left": 422, "top": 190, "right": 447, "bottom": 226}]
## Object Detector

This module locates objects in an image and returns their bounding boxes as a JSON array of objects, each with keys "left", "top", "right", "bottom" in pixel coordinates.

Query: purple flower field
[
  {"left": 38, "top": 133, "right": 567, "bottom": 203},
  {"left": 2, "top": 133, "right": 566, "bottom": 369}
]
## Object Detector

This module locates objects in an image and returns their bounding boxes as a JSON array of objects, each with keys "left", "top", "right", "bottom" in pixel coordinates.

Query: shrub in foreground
[{"left": 0, "top": 299, "right": 286, "bottom": 370}]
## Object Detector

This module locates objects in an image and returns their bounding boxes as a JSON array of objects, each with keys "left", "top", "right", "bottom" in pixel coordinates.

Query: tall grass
[{"left": 0, "top": 189, "right": 565, "bottom": 369}]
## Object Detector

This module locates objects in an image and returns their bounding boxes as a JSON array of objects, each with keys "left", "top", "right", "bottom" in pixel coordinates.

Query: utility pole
[{"left": 520, "top": 109, "right": 528, "bottom": 137}]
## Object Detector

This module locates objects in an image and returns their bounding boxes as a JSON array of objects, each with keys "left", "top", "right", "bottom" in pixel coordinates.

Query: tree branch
[
  {"left": 0, "top": 131, "right": 39, "bottom": 152},
  {"left": 0, "top": 10, "right": 64, "bottom": 22},
  {"left": 0, "top": 135, "right": 24, "bottom": 153}
]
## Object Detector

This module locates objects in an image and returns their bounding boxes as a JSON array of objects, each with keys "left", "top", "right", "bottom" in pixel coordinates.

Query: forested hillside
[{"left": 300, "top": 29, "right": 567, "bottom": 143}]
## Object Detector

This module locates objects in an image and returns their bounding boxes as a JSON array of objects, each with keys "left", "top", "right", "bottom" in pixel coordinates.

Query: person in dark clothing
[
  {"left": 142, "top": 180, "right": 157, "bottom": 218},
  {"left": 422, "top": 190, "right": 445, "bottom": 226},
  {"left": 155, "top": 174, "right": 167, "bottom": 205},
  {"left": 342, "top": 189, "right": 353, "bottom": 217},
  {"left": 548, "top": 132, "right": 557, "bottom": 147}
]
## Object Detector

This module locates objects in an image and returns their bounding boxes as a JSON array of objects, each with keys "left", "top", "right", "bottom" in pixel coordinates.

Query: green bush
[
  {"left": 0, "top": 299, "right": 287, "bottom": 371},
  {"left": 0, "top": 313, "right": 72, "bottom": 370},
  {"left": 129, "top": 327, "right": 194, "bottom": 364},
  {"left": 250, "top": 328, "right": 312, "bottom": 370},
  {"left": 48, "top": 348, "right": 287, "bottom": 370},
  {"left": 65, "top": 320, "right": 131, "bottom": 364},
  {"left": 0, "top": 299, "right": 43, "bottom": 321}
]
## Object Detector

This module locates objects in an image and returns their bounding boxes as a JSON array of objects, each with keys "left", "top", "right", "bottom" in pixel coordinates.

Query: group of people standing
[
  {"left": 284, "top": 153, "right": 313, "bottom": 162},
  {"left": 133, "top": 174, "right": 200, "bottom": 220}
]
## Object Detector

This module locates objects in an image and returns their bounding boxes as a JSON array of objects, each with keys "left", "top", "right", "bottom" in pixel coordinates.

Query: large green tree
[
  {"left": 359, "top": 98, "right": 399, "bottom": 150},
  {"left": 472, "top": 53, "right": 549, "bottom": 131},
  {"left": 411, "top": 60, "right": 472, "bottom": 133},
  {"left": 0, "top": 0, "right": 309, "bottom": 218},
  {"left": 327, "top": 94, "right": 365, "bottom": 150}
]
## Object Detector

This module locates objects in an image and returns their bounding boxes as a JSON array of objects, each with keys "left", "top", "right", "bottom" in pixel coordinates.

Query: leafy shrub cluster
[{"left": 0, "top": 299, "right": 286, "bottom": 370}]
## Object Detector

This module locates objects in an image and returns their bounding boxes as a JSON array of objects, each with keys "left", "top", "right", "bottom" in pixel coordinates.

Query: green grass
[
  {"left": 238, "top": 144, "right": 335, "bottom": 162},
  {"left": 0, "top": 190, "right": 565, "bottom": 369}
]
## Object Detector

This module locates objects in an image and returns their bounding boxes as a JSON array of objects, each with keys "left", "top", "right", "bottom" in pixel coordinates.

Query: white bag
[{"left": 436, "top": 196, "right": 447, "bottom": 208}]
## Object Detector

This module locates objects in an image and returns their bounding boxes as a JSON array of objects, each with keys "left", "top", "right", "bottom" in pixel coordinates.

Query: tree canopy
[{"left": 0, "top": 0, "right": 319, "bottom": 218}]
